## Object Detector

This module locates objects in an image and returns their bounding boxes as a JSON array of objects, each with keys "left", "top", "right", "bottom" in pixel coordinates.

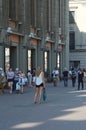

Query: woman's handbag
[
  {"left": 16, "top": 82, "right": 20, "bottom": 90},
  {"left": 42, "top": 88, "right": 47, "bottom": 101}
]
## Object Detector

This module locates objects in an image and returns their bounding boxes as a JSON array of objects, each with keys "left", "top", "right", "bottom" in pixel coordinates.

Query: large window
[
  {"left": 69, "top": 32, "right": 75, "bottom": 50},
  {"left": 69, "top": 11, "right": 75, "bottom": 24},
  {"left": 9, "top": 0, "right": 19, "bottom": 20},
  {"left": 5, "top": 48, "right": 10, "bottom": 71},
  {"left": 57, "top": 53, "right": 60, "bottom": 69},
  {"left": 44, "top": 51, "right": 48, "bottom": 72},
  {"left": 28, "top": 50, "right": 31, "bottom": 71}
]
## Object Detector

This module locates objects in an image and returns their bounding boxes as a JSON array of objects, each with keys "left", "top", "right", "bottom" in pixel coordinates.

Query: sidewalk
[{"left": 0, "top": 80, "right": 86, "bottom": 130}]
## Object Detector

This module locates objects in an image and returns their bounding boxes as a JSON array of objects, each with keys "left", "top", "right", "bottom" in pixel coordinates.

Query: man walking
[{"left": 63, "top": 68, "right": 69, "bottom": 87}]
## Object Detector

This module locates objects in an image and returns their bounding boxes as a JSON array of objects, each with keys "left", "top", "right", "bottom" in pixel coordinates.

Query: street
[{"left": 0, "top": 80, "right": 86, "bottom": 130}]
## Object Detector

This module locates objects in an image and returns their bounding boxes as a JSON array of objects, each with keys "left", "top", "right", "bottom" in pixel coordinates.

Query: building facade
[
  {"left": 0, "top": 0, "right": 69, "bottom": 78},
  {"left": 69, "top": 0, "right": 86, "bottom": 69}
]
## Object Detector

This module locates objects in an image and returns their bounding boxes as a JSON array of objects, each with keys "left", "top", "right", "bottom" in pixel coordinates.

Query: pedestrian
[
  {"left": 6, "top": 67, "right": 14, "bottom": 94},
  {"left": 27, "top": 70, "right": 32, "bottom": 87},
  {"left": 34, "top": 66, "right": 45, "bottom": 104},
  {"left": 19, "top": 70, "right": 26, "bottom": 94},
  {"left": 0, "top": 68, "right": 6, "bottom": 95},
  {"left": 83, "top": 69, "right": 86, "bottom": 82},
  {"left": 13, "top": 68, "right": 20, "bottom": 91},
  {"left": 78, "top": 68, "right": 84, "bottom": 90},
  {"left": 63, "top": 67, "right": 69, "bottom": 87},
  {"left": 52, "top": 67, "right": 59, "bottom": 86},
  {"left": 70, "top": 67, "right": 77, "bottom": 87}
]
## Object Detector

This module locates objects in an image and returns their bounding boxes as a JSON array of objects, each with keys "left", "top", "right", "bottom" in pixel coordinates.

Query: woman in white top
[{"left": 34, "top": 66, "right": 45, "bottom": 104}]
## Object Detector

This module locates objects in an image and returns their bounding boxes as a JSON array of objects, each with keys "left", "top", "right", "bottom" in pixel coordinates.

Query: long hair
[{"left": 36, "top": 66, "right": 42, "bottom": 77}]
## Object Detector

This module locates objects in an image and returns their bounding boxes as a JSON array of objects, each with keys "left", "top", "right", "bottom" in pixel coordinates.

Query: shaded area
[{"left": 0, "top": 80, "right": 86, "bottom": 130}]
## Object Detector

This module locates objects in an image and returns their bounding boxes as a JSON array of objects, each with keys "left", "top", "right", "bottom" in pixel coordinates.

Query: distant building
[
  {"left": 69, "top": 0, "right": 86, "bottom": 69},
  {"left": 0, "top": 0, "right": 69, "bottom": 78}
]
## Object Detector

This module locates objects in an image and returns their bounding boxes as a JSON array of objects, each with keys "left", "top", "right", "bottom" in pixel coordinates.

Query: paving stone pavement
[{"left": 0, "top": 80, "right": 86, "bottom": 130}]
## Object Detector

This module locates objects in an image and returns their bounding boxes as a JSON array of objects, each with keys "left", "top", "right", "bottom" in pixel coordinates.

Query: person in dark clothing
[
  {"left": 71, "top": 67, "right": 77, "bottom": 87},
  {"left": 78, "top": 68, "right": 84, "bottom": 90},
  {"left": 63, "top": 68, "right": 69, "bottom": 87}
]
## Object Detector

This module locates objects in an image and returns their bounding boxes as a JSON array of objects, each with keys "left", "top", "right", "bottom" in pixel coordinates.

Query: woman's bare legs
[
  {"left": 8, "top": 82, "right": 13, "bottom": 94},
  {"left": 21, "top": 85, "right": 24, "bottom": 93},
  {"left": 39, "top": 86, "right": 43, "bottom": 103},
  {"left": 34, "top": 87, "right": 39, "bottom": 103}
]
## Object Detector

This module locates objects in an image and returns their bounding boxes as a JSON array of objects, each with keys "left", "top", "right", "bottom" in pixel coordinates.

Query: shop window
[
  {"left": 69, "top": 32, "right": 75, "bottom": 50},
  {"left": 69, "top": 11, "right": 75, "bottom": 24}
]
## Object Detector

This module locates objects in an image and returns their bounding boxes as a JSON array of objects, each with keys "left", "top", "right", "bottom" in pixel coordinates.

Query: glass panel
[
  {"left": 57, "top": 53, "right": 60, "bottom": 69},
  {"left": 69, "top": 11, "right": 75, "bottom": 24},
  {"left": 44, "top": 52, "right": 48, "bottom": 72},
  {"left": 28, "top": 50, "right": 31, "bottom": 70},
  {"left": 69, "top": 32, "right": 75, "bottom": 50},
  {"left": 5, "top": 48, "right": 10, "bottom": 71}
]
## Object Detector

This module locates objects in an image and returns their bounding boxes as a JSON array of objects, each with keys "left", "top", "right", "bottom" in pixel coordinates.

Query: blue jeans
[{"left": 63, "top": 77, "right": 68, "bottom": 87}]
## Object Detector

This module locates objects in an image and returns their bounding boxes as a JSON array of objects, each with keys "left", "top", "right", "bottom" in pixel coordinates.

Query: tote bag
[{"left": 42, "top": 88, "right": 47, "bottom": 101}]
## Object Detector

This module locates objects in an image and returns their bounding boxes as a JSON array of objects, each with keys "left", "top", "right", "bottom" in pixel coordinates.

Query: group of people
[
  {"left": 51, "top": 66, "right": 86, "bottom": 90},
  {"left": 1, "top": 65, "right": 86, "bottom": 103},
  {"left": 0, "top": 67, "right": 28, "bottom": 94},
  {"left": 62, "top": 67, "right": 86, "bottom": 90},
  {"left": 0, "top": 66, "right": 45, "bottom": 104}
]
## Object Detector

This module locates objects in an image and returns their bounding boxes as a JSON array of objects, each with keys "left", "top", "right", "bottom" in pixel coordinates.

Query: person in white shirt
[
  {"left": 0, "top": 68, "right": 6, "bottom": 95},
  {"left": 34, "top": 66, "right": 45, "bottom": 104},
  {"left": 52, "top": 67, "right": 59, "bottom": 86}
]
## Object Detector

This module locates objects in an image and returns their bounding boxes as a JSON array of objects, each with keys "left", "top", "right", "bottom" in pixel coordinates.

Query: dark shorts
[
  {"left": 36, "top": 83, "right": 44, "bottom": 88},
  {"left": 8, "top": 78, "right": 14, "bottom": 82}
]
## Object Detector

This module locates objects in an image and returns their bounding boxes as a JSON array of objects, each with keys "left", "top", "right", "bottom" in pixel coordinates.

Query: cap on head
[{"left": 16, "top": 68, "right": 19, "bottom": 71}]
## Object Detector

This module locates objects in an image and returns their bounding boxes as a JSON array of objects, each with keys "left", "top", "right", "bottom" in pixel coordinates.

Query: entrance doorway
[
  {"left": 27, "top": 49, "right": 36, "bottom": 71},
  {"left": 5, "top": 46, "right": 17, "bottom": 71},
  {"left": 5, "top": 48, "right": 10, "bottom": 71}
]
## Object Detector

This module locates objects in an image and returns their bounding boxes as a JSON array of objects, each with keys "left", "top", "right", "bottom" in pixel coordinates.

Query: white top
[
  {"left": 27, "top": 72, "right": 32, "bottom": 76},
  {"left": 35, "top": 72, "right": 43, "bottom": 85},
  {"left": 19, "top": 76, "right": 25, "bottom": 85},
  {"left": 52, "top": 70, "right": 59, "bottom": 78},
  {"left": 6, "top": 71, "right": 14, "bottom": 79}
]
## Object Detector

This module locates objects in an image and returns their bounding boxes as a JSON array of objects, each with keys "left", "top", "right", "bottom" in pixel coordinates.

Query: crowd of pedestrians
[
  {"left": 62, "top": 66, "right": 86, "bottom": 90},
  {"left": 0, "top": 66, "right": 86, "bottom": 100},
  {"left": 0, "top": 67, "right": 29, "bottom": 95},
  {"left": 51, "top": 66, "right": 86, "bottom": 91},
  {"left": 0, "top": 66, "right": 46, "bottom": 104}
]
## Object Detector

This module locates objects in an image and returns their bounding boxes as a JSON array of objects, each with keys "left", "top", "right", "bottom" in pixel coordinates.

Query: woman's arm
[{"left": 42, "top": 71, "right": 45, "bottom": 87}]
